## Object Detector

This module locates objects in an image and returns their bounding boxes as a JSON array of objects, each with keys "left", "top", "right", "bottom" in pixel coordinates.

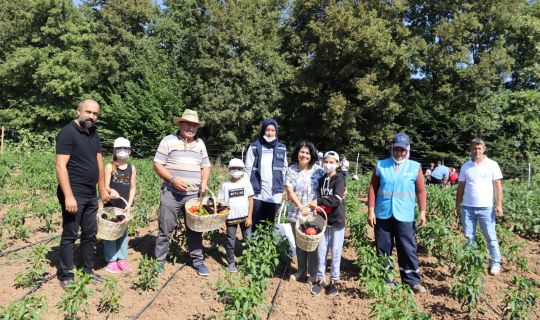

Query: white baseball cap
[
  {"left": 113, "top": 137, "right": 131, "bottom": 148},
  {"left": 228, "top": 158, "right": 245, "bottom": 168},
  {"left": 323, "top": 151, "right": 339, "bottom": 162}
]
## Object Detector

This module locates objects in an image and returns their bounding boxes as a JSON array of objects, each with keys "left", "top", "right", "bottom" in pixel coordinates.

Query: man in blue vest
[
  {"left": 245, "top": 119, "right": 288, "bottom": 232},
  {"left": 367, "top": 132, "right": 427, "bottom": 293}
]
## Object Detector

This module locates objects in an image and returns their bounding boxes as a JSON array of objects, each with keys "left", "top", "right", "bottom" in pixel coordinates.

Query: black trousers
[
  {"left": 375, "top": 216, "right": 421, "bottom": 287},
  {"left": 251, "top": 199, "right": 280, "bottom": 233},
  {"left": 57, "top": 196, "right": 98, "bottom": 280}
]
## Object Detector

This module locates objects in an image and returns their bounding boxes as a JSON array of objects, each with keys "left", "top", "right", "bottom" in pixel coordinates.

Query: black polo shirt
[{"left": 56, "top": 121, "right": 103, "bottom": 199}]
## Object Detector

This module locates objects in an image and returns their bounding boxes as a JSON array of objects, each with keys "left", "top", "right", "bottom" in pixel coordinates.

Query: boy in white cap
[{"left": 218, "top": 158, "right": 254, "bottom": 272}]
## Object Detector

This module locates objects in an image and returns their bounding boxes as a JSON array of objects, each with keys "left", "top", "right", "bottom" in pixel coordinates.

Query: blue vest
[
  {"left": 375, "top": 158, "right": 420, "bottom": 222},
  {"left": 249, "top": 140, "right": 286, "bottom": 194}
]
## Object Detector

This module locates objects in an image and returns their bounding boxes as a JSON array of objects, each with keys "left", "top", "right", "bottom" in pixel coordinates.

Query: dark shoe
[
  {"left": 195, "top": 263, "right": 210, "bottom": 276},
  {"left": 311, "top": 280, "right": 324, "bottom": 296},
  {"left": 290, "top": 271, "right": 308, "bottom": 282},
  {"left": 153, "top": 261, "right": 165, "bottom": 274},
  {"left": 227, "top": 263, "right": 238, "bottom": 273},
  {"left": 326, "top": 281, "right": 339, "bottom": 296},
  {"left": 59, "top": 278, "right": 73, "bottom": 290},
  {"left": 412, "top": 284, "right": 427, "bottom": 294},
  {"left": 85, "top": 271, "right": 104, "bottom": 282}
]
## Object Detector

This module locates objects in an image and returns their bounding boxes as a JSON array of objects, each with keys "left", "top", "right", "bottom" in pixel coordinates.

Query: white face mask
[
  {"left": 263, "top": 135, "right": 276, "bottom": 142},
  {"left": 116, "top": 150, "right": 129, "bottom": 159},
  {"left": 323, "top": 163, "right": 337, "bottom": 174},
  {"left": 230, "top": 170, "right": 243, "bottom": 179},
  {"left": 392, "top": 156, "right": 406, "bottom": 164}
]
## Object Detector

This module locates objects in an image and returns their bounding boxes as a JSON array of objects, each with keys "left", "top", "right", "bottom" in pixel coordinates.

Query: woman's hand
[{"left": 309, "top": 200, "right": 317, "bottom": 209}]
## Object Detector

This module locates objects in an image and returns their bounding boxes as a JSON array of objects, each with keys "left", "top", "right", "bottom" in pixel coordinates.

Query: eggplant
[{"left": 202, "top": 204, "right": 214, "bottom": 214}]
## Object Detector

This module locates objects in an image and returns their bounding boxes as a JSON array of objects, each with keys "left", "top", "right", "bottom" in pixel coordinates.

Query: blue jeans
[
  {"left": 461, "top": 206, "right": 501, "bottom": 266},
  {"left": 317, "top": 225, "right": 345, "bottom": 282},
  {"left": 103, "top": 230, "right": 128, "bottom": 262}
]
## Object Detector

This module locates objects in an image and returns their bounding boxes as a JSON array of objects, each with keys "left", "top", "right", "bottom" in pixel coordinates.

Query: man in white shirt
[{"left": 454, "top": 138, "right": 503, "bottom": 275}]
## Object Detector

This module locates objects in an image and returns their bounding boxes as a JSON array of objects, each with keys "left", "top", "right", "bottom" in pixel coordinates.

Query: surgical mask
[
  {"left": 230, "top": 170, "right": 243, "bottom": 179},
  {"left": 79, "top": 119, "right": 94, "bottom": 129},
  {"left": 392, "top": 156, "right": 406, "bottom": 164},
  {"left": 323, "top": 163, "right": 337, "bottom": 174},
  {"left": 116, "top": 150, "right": 129, "bottom": 159},
  {"left": 263, "top": 135, "right": 276, "bottom": 143}
]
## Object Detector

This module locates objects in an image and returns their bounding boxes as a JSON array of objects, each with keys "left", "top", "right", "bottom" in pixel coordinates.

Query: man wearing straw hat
[{"left": 153, "top": 109, "right": 212, "bottom": 276}]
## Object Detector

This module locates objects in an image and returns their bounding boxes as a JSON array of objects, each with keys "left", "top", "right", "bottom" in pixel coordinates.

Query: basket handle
[
  {"left": 313, "top": 206, "right": 328, "bottom": 221},
  {"left": 118, "top": 196, "right": 129, "bottom": 208},
  {"left": 275, "top": 201, "right": 289, "bottom": 224},
  {"left": 199, "top": 189, "right": 218, "bottom": 214}
]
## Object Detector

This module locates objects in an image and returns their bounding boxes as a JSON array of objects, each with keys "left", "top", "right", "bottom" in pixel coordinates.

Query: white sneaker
[{"left": 490, "top": 265, "right": 501, "bottom": 275}]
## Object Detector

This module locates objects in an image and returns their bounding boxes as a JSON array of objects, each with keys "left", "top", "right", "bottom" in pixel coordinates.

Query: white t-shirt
[
  {"left": 458, "top": 157, "right": 503, "bottom": 207},
  {"left": 218, "top": 178, "right": 254, "bottom": 220}
]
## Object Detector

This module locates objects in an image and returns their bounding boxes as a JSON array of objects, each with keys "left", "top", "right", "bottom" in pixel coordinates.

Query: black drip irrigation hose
[
  {"left": 131, "top": 261, "right": 190, "bottom": 320},
  {"left": 18, "top": 274, "right": 56, "bottom": 301},
  {"left": 266, "top": 263, "right": 289, "bottom": 320},
  {"left": 131, "top": 246, "right": 221, "bottom": 319},
  {"left": 0, "top": 234, "right": 60, "bottom": 257},
  {"left": 480, "top": 296, "right": 502, "bottom": 317}
]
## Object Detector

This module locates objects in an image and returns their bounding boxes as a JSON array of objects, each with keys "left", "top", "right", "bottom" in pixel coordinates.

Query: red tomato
[{"left": 305, "top": 227, "right": 318, "bottom": 235}]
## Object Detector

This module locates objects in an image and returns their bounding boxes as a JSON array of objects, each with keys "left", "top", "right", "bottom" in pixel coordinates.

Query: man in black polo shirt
[{"left": 56, "top": 98, "right": 109, "bottom": 288}]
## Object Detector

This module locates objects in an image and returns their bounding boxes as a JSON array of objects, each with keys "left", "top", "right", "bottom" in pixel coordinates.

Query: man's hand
[
  {"left": 309, "top": 200, "right": 317, "bottom": 209},
  {"left": 301, "top": 206, "right": 310, "bottom": 216},
  {"left": 109, "top": 189, "right": 120, "bottom": 199},
  {"left": 417, "top": 211, "right": 427, "bottom": 228},
  {"left": 99, "top": 190, "right": 110, "bottom": 204},
  {"left": 454, "top": 206, "right": 461, "bottom": 217},
  {"left": 199, "top": 181, "right": 208, "bottom": 196},
  {"left": 65, "top": 195, "right": 78, "bottom": 214},
  {"left": 172, "top": 177, "right": 188, "bottom": 191},
  {"left": 495, "top": 205, "right": 504, "bottom": 217},
  {"left": 368, "top": 209, "right": 376, "bottom": 228},
  {"left": 245, "top": 217, "right": 252, "bottom": 228}
]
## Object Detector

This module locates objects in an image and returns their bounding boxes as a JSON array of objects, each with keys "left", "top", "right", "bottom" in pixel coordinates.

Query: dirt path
[{"left": 0, "top": 215, "right": 539, "bottom": 319}]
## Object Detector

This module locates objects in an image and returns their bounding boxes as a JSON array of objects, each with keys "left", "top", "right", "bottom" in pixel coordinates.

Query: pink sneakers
[
  {"left": 105, "top": 261, "right": 121, "bottom": 273},
  {"left": 117, "top": 260, "right": 132, "bottom": 271}
]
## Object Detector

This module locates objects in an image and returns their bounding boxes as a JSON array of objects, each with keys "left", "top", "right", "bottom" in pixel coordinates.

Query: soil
[{"left": 0, "top": 207, "right": 539, "bottom": 320}]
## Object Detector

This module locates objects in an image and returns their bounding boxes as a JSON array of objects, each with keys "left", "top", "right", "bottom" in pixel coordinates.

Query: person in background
[
  {"left": 285, "top": 140, "right": 324, "bottom": 283},
  {"left": 103, "top": 137, "right": 137, "bottom": 273},
  {"left": 454, "top": 138, "right": 503, "bottom": 276},
  {"left": 339, "top": 155, "right": 350, "bottom": 178},
  {"left": 449, "top": 167, "right": 459, "bottom": 185},
  {"left": 431, "top": 160, "right": 449, "bottom": 186},
  {"left": 425, "top": 162, "right": 434, "bottom": 184},
  {"left": 218, "top": 158, "right": 254, "bottom": 273},
  {"left": 309, "top": 151, "right": 346, "bottom": 297},
  {"left": 245, "top": 119, "right": 288, "bottom": 232},
  {"left": 55, "top": 98, "right": 109, "bottom": 289},
  {"left": 367, "top": 132, "right": 427, "bottom": 294},
  {"left": 153, "top": 109, "right": 211, "bottom": 276}
]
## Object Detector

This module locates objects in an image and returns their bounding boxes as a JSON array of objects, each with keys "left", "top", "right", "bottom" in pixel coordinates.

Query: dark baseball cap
[{"left": 392, "top": 132, "right": 410, "bottom": 149}]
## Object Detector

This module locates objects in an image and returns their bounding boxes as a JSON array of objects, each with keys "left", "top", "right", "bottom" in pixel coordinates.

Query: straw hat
[{"left": 173, "top": 109, "right": 205, "bottom": 127}]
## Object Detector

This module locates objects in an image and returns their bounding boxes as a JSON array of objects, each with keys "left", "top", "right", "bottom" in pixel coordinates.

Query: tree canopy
[{"left": 1, "top": 0, "right": 539, "bottom": 173}]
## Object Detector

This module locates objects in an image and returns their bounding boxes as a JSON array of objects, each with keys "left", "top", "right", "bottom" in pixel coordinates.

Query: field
[{"left": 0, "top": 146, "right": 539, "bottom": 319}]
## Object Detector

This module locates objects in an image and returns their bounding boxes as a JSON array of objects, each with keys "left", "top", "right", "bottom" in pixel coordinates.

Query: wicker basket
[
  {"left": 185, "top": 190, "right": 229, "bottom": 233},
  {"left": 295, "top": 206, "right": 327, "bottom": 252},
  {"left": 96, "top": 197, "right": 132, "bottom": 241}
]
